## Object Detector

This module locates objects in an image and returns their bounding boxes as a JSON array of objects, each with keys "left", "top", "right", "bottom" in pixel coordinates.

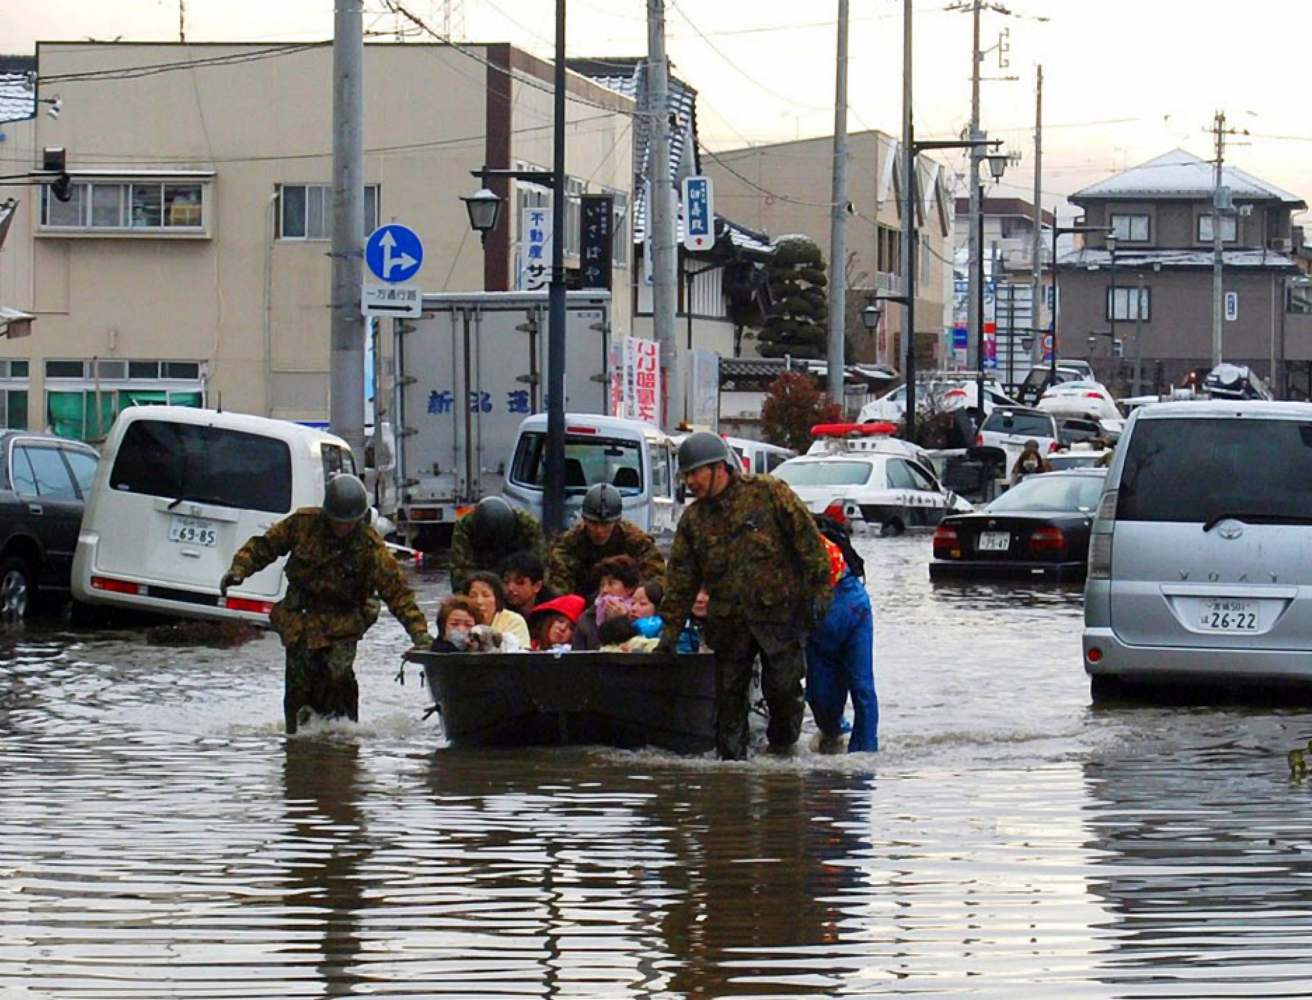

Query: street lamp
[
  {"left": 460, "top": 187, "right": 503, "bottom": 243},
  {"left": 976, "top": 150, "right": 1009, "bottom": 421},
  {"left": 1049, "top": 219, "right": 1112, "bottom": 386}
]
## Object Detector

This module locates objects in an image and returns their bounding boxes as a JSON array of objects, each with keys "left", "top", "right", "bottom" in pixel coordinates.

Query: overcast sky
[{"left": 3, "top": 0, "right": 1308, "bottom": 222}]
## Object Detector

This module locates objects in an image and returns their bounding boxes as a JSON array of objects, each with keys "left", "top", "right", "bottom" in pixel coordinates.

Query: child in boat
[
  {"left": 526, "top": 594, "right": 585, "bottom": 651},
  {"left": 461, "top": 572, "right": 530, "bottom": 650},
  {"left": 596, "top": 614, "right": 659, "bottom": 653},
  {"left": 677, "top": 589, "right": 710, "bottom": 654},
  {"left": 630, "top": 580, "right": 664, "bottom": 638},
  {"left": 432, "top": 596, "right": 481, "bottom": 651}
]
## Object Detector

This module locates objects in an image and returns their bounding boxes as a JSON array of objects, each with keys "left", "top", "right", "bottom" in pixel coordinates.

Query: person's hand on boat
[{"left": 219, "top": 570, "right": 243, "bottom": 596}]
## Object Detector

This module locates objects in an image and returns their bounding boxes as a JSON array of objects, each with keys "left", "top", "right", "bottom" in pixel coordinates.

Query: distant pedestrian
[{"left": 222, "top": 475, "right": 430, "bottom": 734}]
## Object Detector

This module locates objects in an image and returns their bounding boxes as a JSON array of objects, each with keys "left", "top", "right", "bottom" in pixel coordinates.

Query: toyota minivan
[
  {"left": 1083, "top": 400, "right": 1312, "bottom": 700},
  {"left": 72, "top": 407, "right": 359, "bottom": 622}
]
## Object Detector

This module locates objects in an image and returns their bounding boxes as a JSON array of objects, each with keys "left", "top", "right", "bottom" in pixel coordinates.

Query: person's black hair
[
  {"left": 635, "top": 579, "right": 664, "bottom": 608},
  {"left": 500, "top": 548, "right": 545, "bottom": 583},
  {"left": 813, "top": 513, "right": 865, "bottom": 580},
  {"left": 597, "top": 615, "right": 636, "bottom": 646},
  {"left": 593, "top": 554, "right": 640, "bottom": 590},
  {"left": 461, "top": 570, "right": 507, "bottom": 612}
]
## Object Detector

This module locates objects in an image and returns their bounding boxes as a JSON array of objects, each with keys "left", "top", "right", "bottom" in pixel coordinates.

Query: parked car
[
  {"left": 1037, "top": 380, "right": 1123, "bottom": 424},
  {"left": 1, "top": 431, "right": 102, "bottom": 620},
  {"left": 773, "top": 446, "right": 969, "bottom": 535},
  {"left": 1014, "top": 364, "right": 1088, "bottom": 405},
  {"left": 975, "top": 406, "right": 1060, "bottom": 471},
  {"left": 1203, "top": 363, "right": 1273, "bottom": 401},
  {"left": 1047, "top": 446, "right": 1113, "bottom": 471},
  {"left": 725, "top": 436, "right": 794, "bottom": 476},
  {"left": 930, "top": 468, "right": 1106, "bottom": 581},
  {"left": 858, "top": 378, "right": 1018, "bottom": 424},
  {"left": 1083, "top": 400, "right": 1312, "bottom": 701},
  {"left": 72, "top": 407, "right": 360, "bottom": 623}
]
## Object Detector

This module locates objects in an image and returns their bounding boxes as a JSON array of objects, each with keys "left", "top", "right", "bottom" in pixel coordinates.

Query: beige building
[
  {"left": 703, "top": 129, "right": 954, "bottom": 370},
  {"left": 0, "top": 42, "right": 633, "bottom": 438}
]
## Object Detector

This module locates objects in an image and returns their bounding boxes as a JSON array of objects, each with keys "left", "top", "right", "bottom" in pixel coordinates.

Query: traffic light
[{"left": 50, "top": 171, "right": 72, "bottom": 203}]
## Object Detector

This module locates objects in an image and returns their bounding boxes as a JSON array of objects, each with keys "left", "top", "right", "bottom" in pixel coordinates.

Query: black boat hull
[{"left": 411, "top": 651, "right": 718, "bottom": 754}]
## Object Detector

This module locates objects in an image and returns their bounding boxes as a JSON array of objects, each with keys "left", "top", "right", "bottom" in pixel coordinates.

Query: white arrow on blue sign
[
  {"left": 682, "top": 175, "right": 714, "bottom": 252},
  {"left": 365, "top": 224, "right": 424, "bottom": 284}
]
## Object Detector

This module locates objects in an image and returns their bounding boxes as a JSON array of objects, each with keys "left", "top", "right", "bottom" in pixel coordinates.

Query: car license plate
[
  {"left": 169, "top": 515, "right": 217, "bottom": 547},
  {"left": 978, "top": 531, "right": 1010, "bottom": 552},
  {"left": 1198, "top": 599, "right": 1258, "bottom": 631}
]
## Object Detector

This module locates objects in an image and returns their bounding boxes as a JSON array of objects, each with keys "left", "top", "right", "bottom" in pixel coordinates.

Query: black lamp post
[{"left": 975, "top": 151, "right": 1010, "bottom": 420}]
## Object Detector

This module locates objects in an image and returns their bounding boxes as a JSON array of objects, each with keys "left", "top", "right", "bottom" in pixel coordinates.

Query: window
[
  {"left": 982, "top": 409, "right": 1057, "bottom": 438},
  {"left": 41, "top": 181, "right": 207, "bottom": 231},
  {"left": 1197, "top": 214, "right": 1237, "bottom": 243},
  {"left": 612, "top": 192, "right": 629, "bottom": 267},
  {"left": 110, "top": 420, "right": 293, "bottom": 514},
  {"left": 648, "top": 441, "right": 670, "bottom": 498},
  {"left": 987, "top": 473, "right": 1104, "bottom": 513},
  {"left": 1106, "top": 286, "right": 1151, "bottom": 322},
  {"left": 17, "top": 446, "right": 78, "bottom": 500},
  {"left": 906, "top": 461, "right": 941, "bottom": 493},
  {"left": 773, "top": 460, "right": 872, "bottom": 488},
  {"left": 46, "top": 360, "right": 86, "bottom": 379},
  {"left": 321, "top": 444, "right": 357, "bottom": 484},
  {"left": 564, "top": 177, "right": 584, "bottom": 258},
  {"left": 510, "top": 432, "right": 644, "bottom": 495},
  {"left": 885, "top": 459, "right": 917, "bottom": 490},
  {"left": 42, "top": 358, "right": 205, "bottom": 440},
  {"left": 63, "top": 449, "right": 99, "bottom": 496},
  {"left": 277, "top": 184, "right": 379, "bottom": 240},
  {"left": 0, "top": 360, "right": 29, "bottom": 430},
  {"left": 1110, "top": 214, "right": 1150, "bottom": 242}
]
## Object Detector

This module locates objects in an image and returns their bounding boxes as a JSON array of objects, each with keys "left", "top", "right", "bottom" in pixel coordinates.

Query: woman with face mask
[
  {"left": 1011, "top": 439, "right": 1052, "bottom": 484},
  {"left": 433, "top": 597, "right": 482, "bottom": 651}
]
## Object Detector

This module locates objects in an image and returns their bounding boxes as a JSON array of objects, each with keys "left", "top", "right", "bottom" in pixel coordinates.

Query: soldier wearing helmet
[
  {"left": 660, "top": 431, "right": 831, "bottom": 760},
  {"left": 448, "top": 496, "right": 546, "bottom": 594},
  {"left": 221, "top": 474, "right": 430, "bottom": 734},
  {"left": 547, "top": 482, "right": 664, "bottom": 601}
]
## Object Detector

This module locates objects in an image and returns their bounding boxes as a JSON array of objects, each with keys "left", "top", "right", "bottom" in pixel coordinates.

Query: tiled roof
[
  {"left": 0, "top": 60, "right": 35, "bottom": 124},
  {"left": 1072, "top": 149, "right": 1305, "bottom": 206},
  {"left": 1058, "top": 247, "right": 1299, "bottom": 271}
]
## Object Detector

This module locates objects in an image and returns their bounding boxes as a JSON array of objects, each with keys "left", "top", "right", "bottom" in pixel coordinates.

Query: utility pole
[
  {"left": 543, "top": 0, "right": 569, "bottom": 535},
  {"left": 965, "top": 0, "right": 983, "bottom": 370},
  {"left": 900, "top": 0, "right": 917, "bottom": 438},
  {"left": 1210, "top": 109, "right": 1226, "bottom": 367},
  {"left": 826, "top": 0, "right": 850, "bottom": 407},
  {"left": 330, "top": 0, "right": 365, "bottom": 465},
  {"left": 647, "top": 0, "right": 680, "bottom": 429},
  {"left": 1031, "top": 64, "right": 1043, "bottom": 364}
]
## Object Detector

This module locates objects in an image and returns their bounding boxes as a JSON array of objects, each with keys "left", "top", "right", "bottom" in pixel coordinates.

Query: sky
[{"left": 2, "top": 0, "right": 1309, "bottom": 223}]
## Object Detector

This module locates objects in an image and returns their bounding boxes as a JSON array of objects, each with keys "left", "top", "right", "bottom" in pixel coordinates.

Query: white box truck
[{"left": 393, "top": 291, "right": 611, "bottom": 549}]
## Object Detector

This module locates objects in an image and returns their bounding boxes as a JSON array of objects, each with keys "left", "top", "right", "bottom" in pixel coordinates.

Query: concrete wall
[{"left": 0, "top": 42, "right": 632, "bottom": 430}]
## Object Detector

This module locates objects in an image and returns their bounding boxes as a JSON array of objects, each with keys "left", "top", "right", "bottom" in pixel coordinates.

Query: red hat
[{"left": 528, "top": 594, "right": 585, "bottom": 625}]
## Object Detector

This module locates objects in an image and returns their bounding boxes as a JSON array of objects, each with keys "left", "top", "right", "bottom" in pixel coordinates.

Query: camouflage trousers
[
  {"left": 284, "top": 641, "right": 359, "bottom": 734},
  {"left": 708, "top": 621, "right": 808, "bottom": 761}
]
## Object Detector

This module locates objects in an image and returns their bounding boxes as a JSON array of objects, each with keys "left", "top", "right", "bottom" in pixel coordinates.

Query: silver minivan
[{"left": 1083, "top": 400, "right": 1312, "bottom": 699}]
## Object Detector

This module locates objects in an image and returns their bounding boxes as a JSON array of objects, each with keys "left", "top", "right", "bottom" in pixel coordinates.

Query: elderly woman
[{"left": 460, "top": 571, "right": 531, "bottom": 649}]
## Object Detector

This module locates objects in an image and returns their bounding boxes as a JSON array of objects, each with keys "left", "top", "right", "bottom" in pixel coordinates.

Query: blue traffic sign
[
  {"left": 365, "top": 224, "right": 424, "bottom": 284},
  {"left": 682, "top": 176, "right": 714, "bottom": 251}
]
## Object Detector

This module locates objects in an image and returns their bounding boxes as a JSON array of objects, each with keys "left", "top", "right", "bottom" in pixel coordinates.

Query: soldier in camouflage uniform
[
  {"left": 448, "top": 496, "right": 547, "bottom": 593},
  {"left": 659, "top": 432, "right": 831, "bottom": 760},
  {"left": 549, "top": 483, "right": 664, "bottom": 601},
  {"left": 221, "top": 475, "right": 430, "bottom": 734}
]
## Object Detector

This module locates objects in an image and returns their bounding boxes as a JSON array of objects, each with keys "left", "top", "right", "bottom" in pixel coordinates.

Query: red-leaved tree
[{"left": 760, "top": 371, "right": 842, "bottom": 453}]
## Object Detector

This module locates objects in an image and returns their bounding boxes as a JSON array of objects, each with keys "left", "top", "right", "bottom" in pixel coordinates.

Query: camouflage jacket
[
  {"left": 548, "top": 520, "right": 665, "bottom": 599},
  {"left": 660, "top": 474, "right": 830, "bottom": 648},
  {"left": 228, "top": 508, "right": 428, "bottom": 650},
  {"left": 448, "top": 506, "right": 547, "bottom": 593}
]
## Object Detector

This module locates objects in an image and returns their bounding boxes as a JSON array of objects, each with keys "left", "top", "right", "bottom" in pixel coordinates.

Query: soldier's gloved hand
[
  {"left": 654, "top": 633, "right": 677, "bottom": 655},
  {"left": 220, "top": 571, "right": 242, "bottom": 596},
  {"left": 405, "top": 632, "right": 432, "bottom": 657}
]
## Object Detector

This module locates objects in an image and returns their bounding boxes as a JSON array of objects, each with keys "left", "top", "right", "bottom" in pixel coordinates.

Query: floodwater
[{"left": 2, "top": 536, "right": 1309, "bottom": 999}]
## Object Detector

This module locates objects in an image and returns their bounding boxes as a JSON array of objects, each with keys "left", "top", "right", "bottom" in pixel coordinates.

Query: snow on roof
[
  {"left": 0, "top": 68, "right": 35, "bottom": 123},
  {"left": 1072, "top": 149, "right": 1305, "bottom": 206},
  {"left": 1057, "top": 246, "right": 1299, "bottom": 271}
]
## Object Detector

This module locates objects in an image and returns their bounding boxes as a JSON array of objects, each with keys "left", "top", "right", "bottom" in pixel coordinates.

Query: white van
[
  {"left": 72, "top": 407, "right": 359, "bottom": 622},
  {"left": 725, "top": 436, "right": 795, "bottom": 476},
  {"left": 502, "top": 414, "right": 684, "bottom": 535}
]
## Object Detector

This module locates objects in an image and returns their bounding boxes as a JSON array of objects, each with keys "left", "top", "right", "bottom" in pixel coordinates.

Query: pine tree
[{"left": 757, "top": 236, "right": 828, "bottom": 360}]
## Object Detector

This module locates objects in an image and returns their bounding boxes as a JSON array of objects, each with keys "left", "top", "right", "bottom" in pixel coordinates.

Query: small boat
[{"left": 408, "top": 650, "right": 718, "bottom": 754}]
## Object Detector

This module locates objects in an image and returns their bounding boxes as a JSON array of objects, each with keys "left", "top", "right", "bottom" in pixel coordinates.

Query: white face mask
[
  {"left": 1023, "top": 458, "right": 1039, "bottom": 471},
  {"left": 446, "top": 628, "right": 471, "bottom": 650}
]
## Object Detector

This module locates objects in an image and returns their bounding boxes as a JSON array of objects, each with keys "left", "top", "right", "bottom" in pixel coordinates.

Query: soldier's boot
[
  {"left": 760, "top": 636, "right": 807, "bottom": 751},
  {"left": 319, "top": 642, "right": 360, "bottom": 723},
  {"left": 284, "top": 646, "right": 318, "bottom": 735},
  {"left": 714, "top": 652, "right": 755, "bottom": 761}
]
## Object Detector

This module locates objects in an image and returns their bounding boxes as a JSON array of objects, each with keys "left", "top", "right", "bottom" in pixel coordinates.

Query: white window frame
[
  {"left": 564, "top": 177, "right": 584, "bottom": 259},
  {"left": 0, "top": 360, "right": 30, "bottom": 430},
  {"left": 1110, "top": 213, "right": 1149, "bottom": 242},
  {"left": 40, "top": 177, "right": 211, "bottom": 235},
  {"left": 1197, "top": 214, "right": 1237, "bottom": 243},
  {"left": 277, "top": 183, "right": 380, "bottom": 241},
  {"left": 1106, "top": 286, "right": 1151, "bottom": 322}
]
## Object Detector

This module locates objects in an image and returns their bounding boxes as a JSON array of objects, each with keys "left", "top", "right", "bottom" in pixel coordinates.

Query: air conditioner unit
[{"left": 1269, "top": 237, "right": 1292, "bottom": 253}]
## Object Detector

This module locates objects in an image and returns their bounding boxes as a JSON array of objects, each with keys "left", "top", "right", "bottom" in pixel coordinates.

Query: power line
[{"left": 40, "top": 43, "right": 326, "bottom": 84}]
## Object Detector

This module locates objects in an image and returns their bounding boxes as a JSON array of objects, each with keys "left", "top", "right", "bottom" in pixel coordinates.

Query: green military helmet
[
  {"left": 469, "top": 496, "right": 517, "bottom": 547},
  {"left": 582, "top": 483, "right": 623, "bottom": 523},
  {"left": 678, "top": 431, "right": 732, "bottom": 476},
  {"left": 323, "top": 473, "right": 369, "bottom": 523}
]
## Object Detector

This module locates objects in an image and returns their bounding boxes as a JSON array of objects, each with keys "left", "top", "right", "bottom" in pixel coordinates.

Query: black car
[
  {"left": 1, "top": 431, "right": 101, "bottom": 619},
  {"left": 929, "top": 468, "right": 1107, "bottom": 582}
]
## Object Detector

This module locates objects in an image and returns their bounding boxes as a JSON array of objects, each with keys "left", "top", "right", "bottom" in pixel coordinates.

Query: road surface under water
[{"left": 2, "top": 535, "right": 1309, "bottom": 999}]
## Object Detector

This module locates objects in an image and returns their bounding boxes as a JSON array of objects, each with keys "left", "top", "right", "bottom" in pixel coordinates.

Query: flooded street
[{"left": 2, "top": 535, "right": 1309, "bottom": 999}]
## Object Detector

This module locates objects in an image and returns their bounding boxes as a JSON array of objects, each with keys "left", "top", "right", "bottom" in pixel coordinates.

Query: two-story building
[
  {"left": 0, "top": 41, "right": 633, "bottom": 438},
  {"left": 1054, "top": 149, "right": 1309, "bottom": 397}
]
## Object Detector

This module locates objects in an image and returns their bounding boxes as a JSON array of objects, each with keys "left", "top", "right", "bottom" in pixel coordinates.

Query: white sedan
[
  {"left": 859, "top": 379, "right": 1020, "bottom": 423},
  {"left": 1036, "top": 380, "right": 1123, "bottom": 424}
]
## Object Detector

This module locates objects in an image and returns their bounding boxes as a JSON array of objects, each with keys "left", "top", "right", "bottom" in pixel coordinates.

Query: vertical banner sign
[
  {"left": 682, "top": 176, "right": 714, "bottom": 251},
  {"left": 609, "top": 342, "right": 625, "bottom": 417},
  {"left": 519, "top": 195, "right": 553, "bottom": 291},
  {"left": 689, "top": 349, "right": 720, "bottom": 431},
  {"left": 622, "top": 337, "right": 661, "bottom": 426},
  {"left": 1224, "top": 291, "right": 1238, "bottom": 322},
  {"left": 982, "top": 277, "right": 998, "bottom": 371},
  {"left": 579, "top": 194, "right": 614, "bottom": 290}
]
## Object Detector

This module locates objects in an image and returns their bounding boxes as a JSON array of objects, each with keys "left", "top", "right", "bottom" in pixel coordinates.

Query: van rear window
[
  {"left": 110, "top": 420, "right": 293, "bottom": 513},
  {"left": 1116, "top": 418, "right": 1312, "bottom": 523},
  {"left": 510, "top": 432, "right": 644, "bottom": 495}
]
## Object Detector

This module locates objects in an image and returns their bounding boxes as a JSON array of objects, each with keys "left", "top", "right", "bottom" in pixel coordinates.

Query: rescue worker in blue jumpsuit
[{"left": 805, "top": 515, "right": 879, "bottom": 753}]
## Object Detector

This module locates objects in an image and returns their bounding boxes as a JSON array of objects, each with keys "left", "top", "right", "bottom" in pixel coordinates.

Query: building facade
[
  {"left": 1055, "top": 149, "right": 1309, "bottom": 397},
  {"left": 0, "top": 42, "right": 633, "bottom": 437}
]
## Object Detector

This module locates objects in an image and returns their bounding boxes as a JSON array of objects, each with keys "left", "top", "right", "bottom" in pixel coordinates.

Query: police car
[{"left": 771, "top": 424, "right": 972, "bottom": 535}]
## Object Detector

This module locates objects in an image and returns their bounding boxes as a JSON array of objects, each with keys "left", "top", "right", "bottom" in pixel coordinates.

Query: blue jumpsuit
[{"left": 805, "top": 571, "right": 879, "bottom": 752}]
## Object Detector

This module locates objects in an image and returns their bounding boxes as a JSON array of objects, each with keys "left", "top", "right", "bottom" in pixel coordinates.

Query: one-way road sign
[{"left": 365, "top": 224, "right": 424, "bottom": 284}]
